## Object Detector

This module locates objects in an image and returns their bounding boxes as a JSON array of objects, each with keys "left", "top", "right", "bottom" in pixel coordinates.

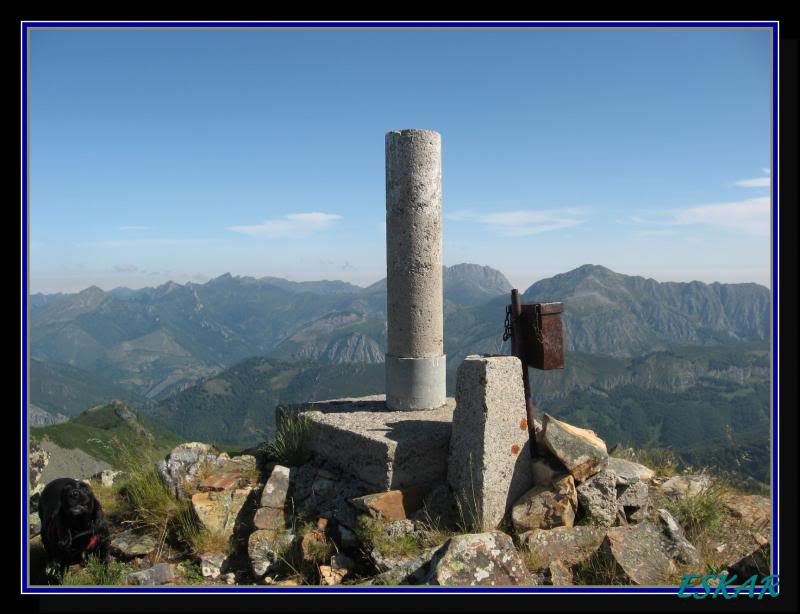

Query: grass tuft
[
  {"left": 61, "top": 554, "right": 130, "bottom": 586},
  {"left": 263, "top": 412, "right": 311, "bottom": 466}
]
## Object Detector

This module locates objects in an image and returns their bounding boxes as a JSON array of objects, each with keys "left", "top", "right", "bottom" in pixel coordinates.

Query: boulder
[
  {"left": 617, "top": 481, "right": 649, "bottom": 508},
  {"left": 127, "top": 563, "right": 176, "bottom": 586},
  {"left": 576, "top": 469, "right": 618, "bottom": 527},
  {"left": 548, "top": 560, "right": 574, "bottom": 586},
  {"left": 425, "top": 531, "right": 531, "bottom": 586},
  {"left": 157, "top": 442, "right": 221, "bottom": 499},
  {"left": 248, "top": 529, "right": 294, "bottom": 578},
  {"left": 29, "top": 441, "right": 50, "bottom": 499},
  {"left": 110, "top": 530, "right": 157, "bottom": 558},
  {"left": 519, "top": 525, "right": 605, "bottom": 570},
  {"left": 350, "top": 487, "right": 428, "bottom": 521},
  {"left": 657, "top": 474, "right": 711, "bottom": 499},
  {"left": 655, "top": 509, "right": 700, "bottom": 566},
  {"left": 601, "top": 523, "right": 675, "bottom": 585},
  {"left": 723, "top": 495, "right": 771, "bottom": 530},
  {"left": 319, "top": 565, "right": 348, "bottom": 586},
  {"left": 191, "top": 486, "right": 253, "bottom": 538},
  {"left": 409, "top": 483, "right": 459, "bottom": 529},
  {"left": 198, "top": 455, "right": 257, "bottom": 492},
  {"left": 511, "top": 474, "right": 577, "bottom": 532},
  {"left": 607, "top": 457, "right": 655, "bottom": 484},
  {"left": 260, "top": 465, "right": 291, "bottom": 509},
  {"left": 541, "top": 414, "right": 608, "bottom": 482},
  {"left": 253, "top": 506, "right": 286, "bottom": 531}
]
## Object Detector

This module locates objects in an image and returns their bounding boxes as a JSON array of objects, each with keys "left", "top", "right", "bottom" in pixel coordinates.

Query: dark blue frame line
[{"left": 20, "top": 19, "right": 780, "bottom": 596}]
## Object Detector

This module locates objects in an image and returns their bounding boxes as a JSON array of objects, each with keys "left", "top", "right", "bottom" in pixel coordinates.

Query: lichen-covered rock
[
  {"left": 254, "top": 506, "right": 286, "bottom": 531},
  {"left": 156, "top": 442, "right": 221, "bottom": 499},
  {"left": 260, "top": 465, "right": 291, "bottom": 509},
  {"left": 601, "top": 523, "right": 675, "bottom": 585},
  {"left": 111, "top": 530, "right": 157, "bottom": 558},
  {"left": 617, "top": 480, "right": 650, "bottom": 523},
  {"left": 657, "top": 474, "right": 711, "bottom": 499},
  {"left": 548, "top": 559, "right": 574, "bottom": 586},
  {"left": 248, "top": 529, "right": 294, "bottom": 578},
  {"left": 518, "top": 525, "right": 605, "bottom": 569},
  {"left": 200, "top": 552, "right": 228, "bottom": 579},
  {"left": 191, "top": 487, "right": 252, "bottom": 538},
  {"left": 541, "top": 414, "right": 608, "bottom": 482},
  {"left": 29, "top": 513, "right": 41, "bottom": 537},
  {"left": 576, "top": 469, "right": 618, "bottom": 527},
  {"left": 425, "top": 531, "right": 532, "bottom": 586},
  {"left": 350, "top": 487, "right": 428, "bottom": 521},
  {"left": 91, "top": 469, "right": 127, "bottom": 489},
  {"left": 127, "top": 563, "right": 176, "bottom": 586},
  {"left": 511, "top": 474, "right": 577, "bottom": 532},
  {"left": 198, "top": 455, "right": 257, "bottom": 492},
  {"left": 29, "top": 441, "right": 50, "bottom": 499},
  {"left": 607, "top": 457, "right": 655, "bottom": 484},
  {"left": 655, "top": 509, "right": 700, "bottom": 566}
]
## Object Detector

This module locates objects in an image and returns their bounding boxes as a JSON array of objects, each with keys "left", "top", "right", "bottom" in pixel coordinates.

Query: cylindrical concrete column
[{"left": 385, "top": 129, "right": 446, "bottom": 410}]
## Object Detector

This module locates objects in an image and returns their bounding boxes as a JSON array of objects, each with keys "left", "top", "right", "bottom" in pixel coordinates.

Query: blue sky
[{"left": 28, "top": 26, "right": 773, "bottom": 293}]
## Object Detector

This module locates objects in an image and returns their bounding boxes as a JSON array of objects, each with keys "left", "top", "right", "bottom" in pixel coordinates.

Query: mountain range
[{"left": 29, "top": 263, "right": 769, "bottom": 410}]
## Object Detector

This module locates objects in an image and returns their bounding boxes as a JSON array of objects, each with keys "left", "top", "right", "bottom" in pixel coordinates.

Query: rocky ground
[{"left": 27, "top": 416, "right": 771, "bottom": 588}]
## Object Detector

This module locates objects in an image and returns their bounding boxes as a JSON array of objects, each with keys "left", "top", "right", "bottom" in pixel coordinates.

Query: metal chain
[{"left": 502, "top": 305, "right": 513, "bottom": 342}]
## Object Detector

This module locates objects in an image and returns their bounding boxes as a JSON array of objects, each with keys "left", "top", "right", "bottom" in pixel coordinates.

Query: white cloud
[
  {"left": 228, "top": 212, "right": 342, "bottom": 238},
  {"left": 447, "top": 208, "right": 586, "bottom": 236},
  {"left": 734, "top": 177, "right": 770, "bottom": 188},
  {"left": 633, "top": 196, "right": 770, "bottom": 237}
]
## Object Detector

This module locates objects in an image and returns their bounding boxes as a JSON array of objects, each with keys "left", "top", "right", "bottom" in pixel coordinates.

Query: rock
[
  {"left": 576, "top": 470, "right": 618, "bottom": 527},
  {"left": 425, "top": 531, "right": 531, "bottom": 586},
  {"left": 276, "top": 579, "right": 301, "bottom": 586},
  {"left": 248, "top": 529, "right": 294, "bottom": 578},
  {"left": 199, "top": 455, "right": 258, "bottom": 492},
  {"left": 224, "top": 572, "right": 236, "bottom": 584},
  {"left": 157, "top": 442, "right": 220, "bottom": 499},
  {"left": 350, "top": 487, "right": 428, "bottom": 521},
  {"left": 127, "top": 563, "right": 176, "bottom": 586},
  {"left": 548, "top": 560, "right": 574, "bottom": 586},
  {"left": 92, "top": 469, "right": 126, "bottom": 489},
  {"left": 531, "top": 456, "right": 569, "bottom": 487},
  {"left": 29, "top": 513, "right": 41, "bottom": 537},
  {"left": 29, "top": 441, "right": 50, "bottom": 499},
  {"left": 319, "top": 565, "right": 348, "bottom": 586},
  {"left": 655, "top": 509, "right": 700, "bottom": 566},
  {"left": 200, "top": 552, "right": 227, "bottom": 579},
  {"left": 383, "top": 519, "right": 416, "bottom": 539},
  {"left": 601, "top": 523, "right": 675, "bottom": 585},
  {"left": 519, "top": 526, "right": 605, "bottom": 569},
  {"left": 511, "top": 474, "right": 577, "bottom": 532},
  {"left": 723, "top": 495, "right": 771, "bottom": 530},
  {"left": 447, "top": 355, "right": 534, "bottom": 531},
  {"left": 110, "top": 530, "right": 157, "bottom": 558},
  {"left": 607, "top": 457, "right": 655, "bottom": 484},
  {"left": 191, "top": 487, "right": 252, "bottom": 538},
  {"left": 541, "top": 414, "right": 608, "bottom": 482},
  {"left": 657, "top": 474, "right": 711, "bottom": 499},
  {"left": 260, "top": 465, "right": 291, "bottom": 509},
  {"left": 253, "top": 506, "right": 286, "bottom": 531},
  {"left": 617, "top": 480, "right": 649, "bottom": 508},
  {"left": 728, "top": 543, "right": 770, "bottom": 579},
  {"left": 290, "top": 462, "right": 372, "bottom": 530},
  {"left": 367, "top": 546, "right": 440, "bottom": 586}
]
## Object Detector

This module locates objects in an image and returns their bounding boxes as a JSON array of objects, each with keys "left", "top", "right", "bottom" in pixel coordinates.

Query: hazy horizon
[{"left": 28, "top": 28, "right": 772, "bottom": 295}]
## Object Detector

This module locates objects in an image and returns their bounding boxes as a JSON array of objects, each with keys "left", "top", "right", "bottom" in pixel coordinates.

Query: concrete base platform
[{"left": 288, "top": 395, "right": 455, "bottom": 491}]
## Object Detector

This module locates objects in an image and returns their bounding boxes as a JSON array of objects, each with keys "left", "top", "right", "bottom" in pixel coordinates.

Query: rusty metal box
[{"left": 520, "top": 302, "right": 564, "bottom": 370}]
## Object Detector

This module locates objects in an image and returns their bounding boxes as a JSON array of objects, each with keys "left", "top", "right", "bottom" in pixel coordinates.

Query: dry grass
[{"left": 613, "top": 446, "right": 680, "bottom": 478}]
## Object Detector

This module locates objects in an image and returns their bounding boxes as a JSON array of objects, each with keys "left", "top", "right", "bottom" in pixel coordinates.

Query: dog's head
[{"left": 56, "top": 479, "right": 100, "bottom": 522}]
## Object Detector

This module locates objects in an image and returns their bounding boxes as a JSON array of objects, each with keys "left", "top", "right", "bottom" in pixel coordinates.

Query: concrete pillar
[{"left": 385, "top": 129, "right": 446, "bottom": 410}]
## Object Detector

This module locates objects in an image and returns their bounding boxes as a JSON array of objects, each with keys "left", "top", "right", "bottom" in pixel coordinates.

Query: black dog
[{"left": 38, "top": 478, "right": 111, "bottom": 570}]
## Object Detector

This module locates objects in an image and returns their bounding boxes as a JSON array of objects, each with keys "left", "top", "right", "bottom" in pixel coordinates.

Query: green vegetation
[
  {"left": 61, "top": 554, "right": 130, "bottom": 586},
  {"left": 659, "top": 482, "right": 728, "bottom": 543},
  {"left": 571, "top": 550, "right": 626, "bottom": 586},
  {"left": 30, "top": 402, "right": 183, "bottom": 469},
  {"left": 263, "top": 411, "right": 312, "bottom": 466}
]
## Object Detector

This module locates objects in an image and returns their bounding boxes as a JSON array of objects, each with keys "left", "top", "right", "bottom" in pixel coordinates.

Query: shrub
[{"left": 61, "top": 554, "right": 129, "bottom": 586}]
